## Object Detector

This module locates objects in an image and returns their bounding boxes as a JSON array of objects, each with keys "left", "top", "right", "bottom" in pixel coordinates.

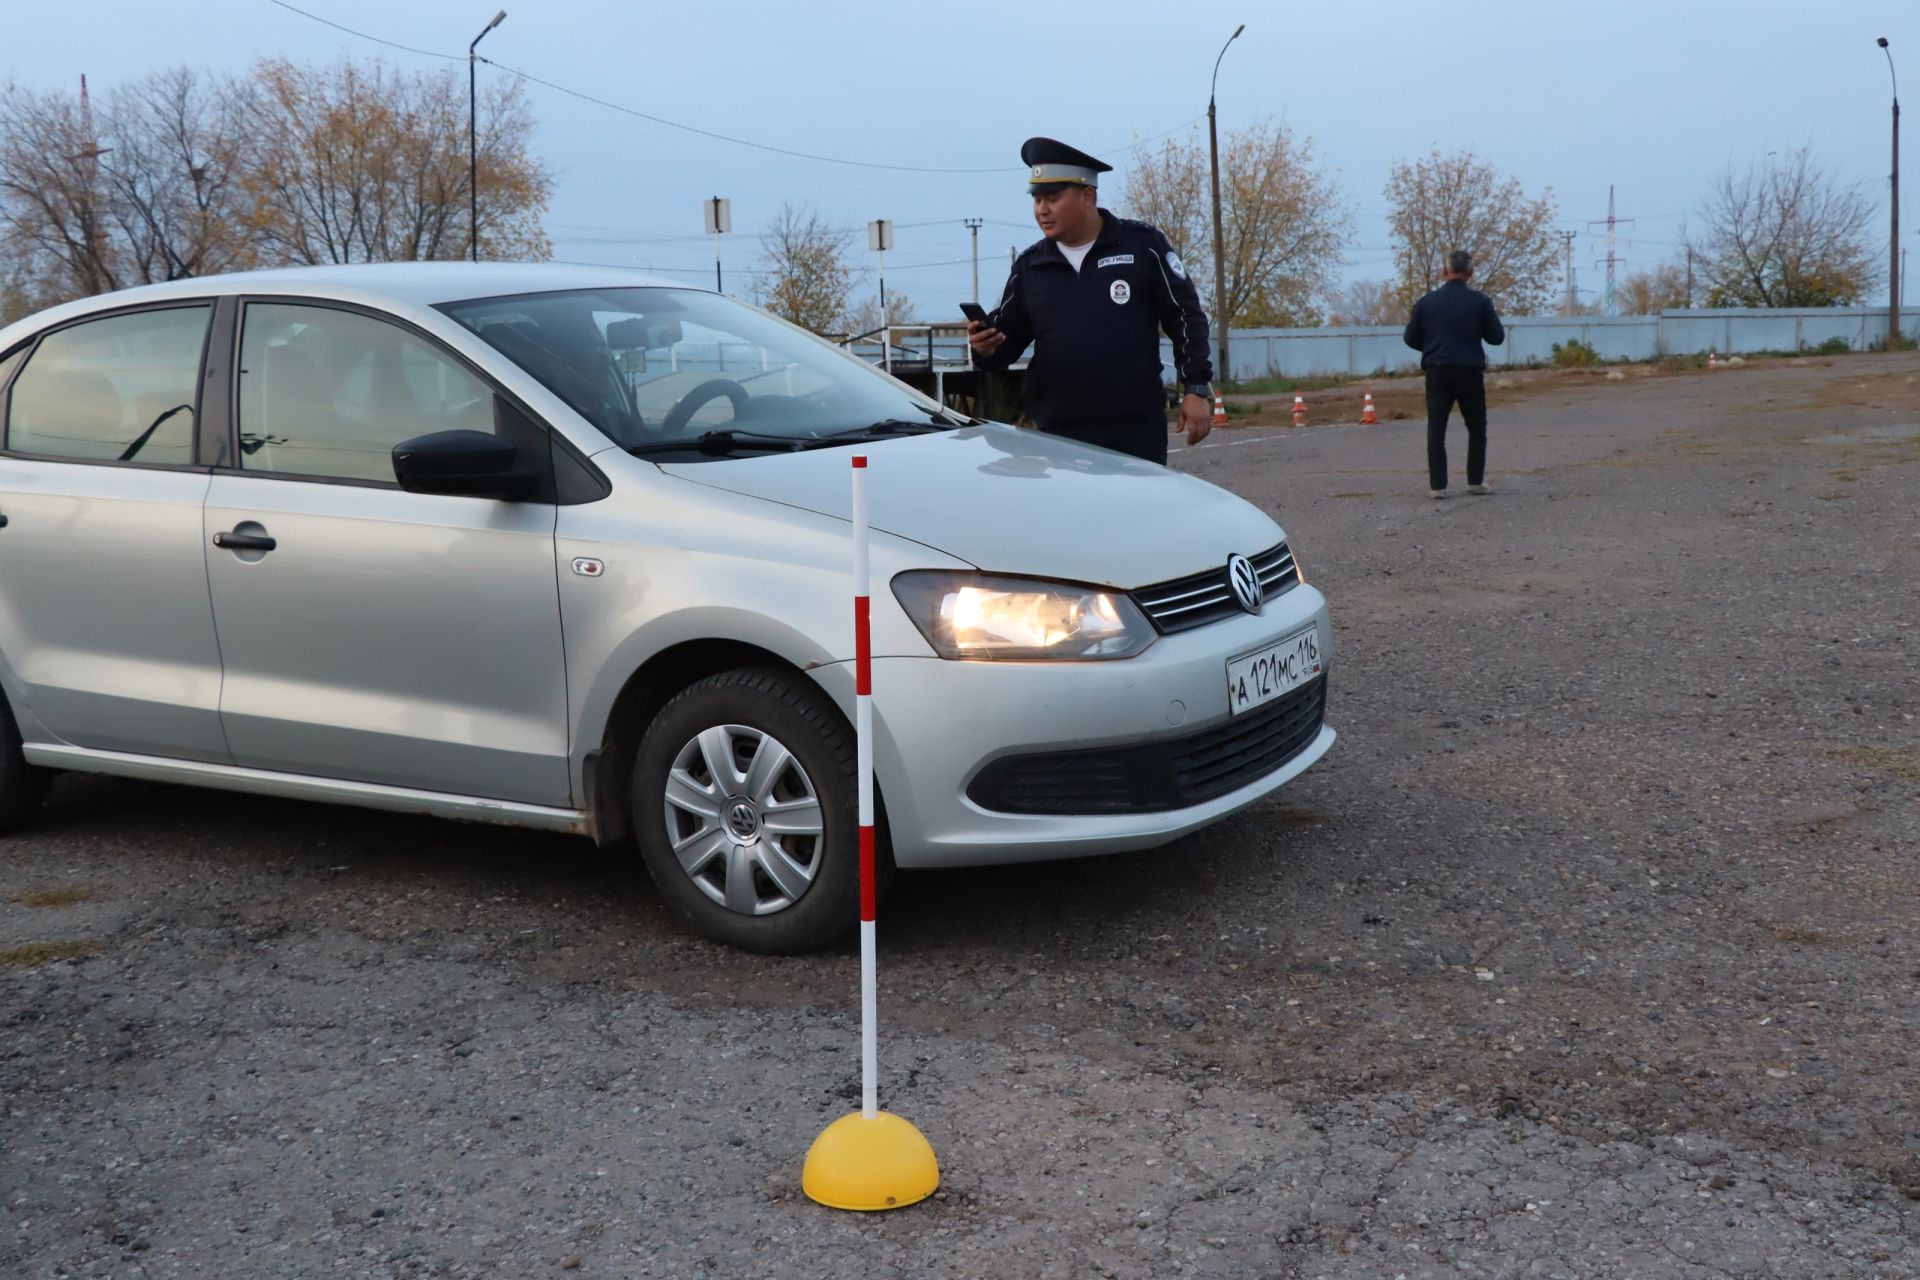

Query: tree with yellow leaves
[
  {"left": 1125, "top": 119, "right": 1351, "bottom": 329},
  {"left": 1384, "top": 149, "right": 1559, "bottom": 316},
  {"left": 0, "top": 56, "right": 551, "bottom": 310}
]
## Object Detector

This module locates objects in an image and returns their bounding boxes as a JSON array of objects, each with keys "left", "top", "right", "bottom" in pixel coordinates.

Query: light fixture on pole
[
  {"left": 468, "top": 9, "right": 507, "bottom": 263},
  {"left": 1880, "top": 36, "right": 1900, "bottom": 347},
  {"left": 1208, "top": 23, "right": 1245, "bottom": 382},
  {"left": 704, "top": 196, "right": 732, "bottom": 293},
  {"left": 869, "top": 218, "right": 894, "bottom": 329}
]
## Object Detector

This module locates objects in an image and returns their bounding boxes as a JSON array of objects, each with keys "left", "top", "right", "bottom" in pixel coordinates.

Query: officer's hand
[
  {"left": 1179, "top": 394, "right": 1212, "bottom": 447},
  {"left": 966, "top": 320, "right": 1005, "bottom": 357}
]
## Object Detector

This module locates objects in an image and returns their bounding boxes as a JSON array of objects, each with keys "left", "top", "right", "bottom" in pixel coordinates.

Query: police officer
[{"left": 967, "top": 137, "right": 1215, "bottom": 463}]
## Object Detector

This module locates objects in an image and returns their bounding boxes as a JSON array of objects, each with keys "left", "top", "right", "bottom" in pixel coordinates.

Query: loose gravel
[{"left": 4, "top": 354, "right": 1916, "bottom": 1278}]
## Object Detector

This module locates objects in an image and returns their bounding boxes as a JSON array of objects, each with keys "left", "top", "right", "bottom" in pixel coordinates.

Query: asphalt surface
[{"left": 4, "top": 355, "right": 1917, "bottom": 1279}]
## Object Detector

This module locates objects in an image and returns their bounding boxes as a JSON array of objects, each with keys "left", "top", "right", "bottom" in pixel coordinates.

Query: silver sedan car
[{"left": 0, "top": 264, "right": 1334, "bottom": 952}]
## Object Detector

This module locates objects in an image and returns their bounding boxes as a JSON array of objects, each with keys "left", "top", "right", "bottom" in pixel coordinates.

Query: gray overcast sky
[{"left": 7, "top": 0, "right": 1915, "bottom": 312}]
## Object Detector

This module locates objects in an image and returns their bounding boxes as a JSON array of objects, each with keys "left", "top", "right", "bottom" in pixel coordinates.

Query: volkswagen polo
[{"left": 0, "top": 264, "right": 1334, "bottom": 952}]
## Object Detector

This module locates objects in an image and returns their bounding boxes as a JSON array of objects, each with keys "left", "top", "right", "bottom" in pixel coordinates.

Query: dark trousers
[
  {"left": 1041, "top": 414, "right": 1168, "bottom": 465},
  {"left": 1424, "top": 366, "right": 1488, "bottom": 489}
]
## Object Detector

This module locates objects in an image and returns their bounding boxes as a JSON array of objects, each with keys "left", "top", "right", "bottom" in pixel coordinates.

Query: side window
[
  {"left": 237, "top": 303, "right": 494, "bottom": 483},
  {"left": 4, "top": 306, "right": 211, "bottom": 465}
]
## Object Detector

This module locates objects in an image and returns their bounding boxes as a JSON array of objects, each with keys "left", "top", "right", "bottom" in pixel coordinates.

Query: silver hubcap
[{"left": 662, "top": 724, "right": 824, "bottom": 916}]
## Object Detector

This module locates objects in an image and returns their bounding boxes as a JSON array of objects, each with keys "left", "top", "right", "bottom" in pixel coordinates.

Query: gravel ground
[{"left": 4, "top": 355, "right": 1916, "bottom": 1279}]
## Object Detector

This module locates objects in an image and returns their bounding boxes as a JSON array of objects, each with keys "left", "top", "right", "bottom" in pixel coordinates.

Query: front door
[
  {"left": 202, "top": 300, "right": 570, "bottom": 805},
  {"left": 0, "top": 303, "right": 231, "bottom": 761}
]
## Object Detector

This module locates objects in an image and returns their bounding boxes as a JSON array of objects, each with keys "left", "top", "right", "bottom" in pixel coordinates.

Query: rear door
[
  {"left": 201, "top": 299, "right": 571, "bottom": 805},
  {"left": 0, "top": 301, "right": 231, "bottom": 761}
]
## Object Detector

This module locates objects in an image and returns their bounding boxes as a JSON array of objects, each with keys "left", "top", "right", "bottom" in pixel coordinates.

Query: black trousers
[
  {"left": 1424, "top": 366, "right": 1488, "bottom": 489},
  {"left": 1041, "top": 414, "right": 1168, "bottom": 464}
]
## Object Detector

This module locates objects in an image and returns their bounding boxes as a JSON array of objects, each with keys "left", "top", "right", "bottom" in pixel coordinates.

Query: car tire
[
  {"left": 0, "top": 692, "right": 50, "bottom": 835},
  {"left": 632, "top": 667, "right": 884, "bottom": 954}
]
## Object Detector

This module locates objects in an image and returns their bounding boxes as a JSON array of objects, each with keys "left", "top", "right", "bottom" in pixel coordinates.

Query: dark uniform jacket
[
  {"left": 1402, "top": 279, "right": 1505, "bottom": 370},
  {"left": 974, "top": 210, "right": 1213, "bottom": 432}
]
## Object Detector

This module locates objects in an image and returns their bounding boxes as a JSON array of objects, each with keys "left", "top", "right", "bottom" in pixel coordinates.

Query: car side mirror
[{"left": 392, "top": 429, "right": 538, "bottom": 500}]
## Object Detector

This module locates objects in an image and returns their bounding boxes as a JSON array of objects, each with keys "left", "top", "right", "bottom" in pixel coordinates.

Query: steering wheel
[{"left": 659, "top": 378, "right": 751, "bottom": 433}]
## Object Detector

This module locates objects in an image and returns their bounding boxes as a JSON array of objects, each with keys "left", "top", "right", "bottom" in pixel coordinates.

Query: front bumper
[{"left": 860, "top": 584, "right": 1335, "bottom": 868}]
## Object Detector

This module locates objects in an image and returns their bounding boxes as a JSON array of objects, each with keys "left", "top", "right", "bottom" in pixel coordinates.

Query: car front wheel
[
  {"left": 0, "top": 692, "right": 50, "bottom": 835},
  {"left": 632, "top": 668, "right": 868, "bottom": 953}
]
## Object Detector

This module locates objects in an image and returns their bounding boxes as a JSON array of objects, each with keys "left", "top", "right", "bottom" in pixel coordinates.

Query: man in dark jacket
[
  {"left": 967, "top": 137, "right": 1214, "bottom": 464},
  {"left": 1403, "top": 250, "right": 1505, "bottom": 498}
]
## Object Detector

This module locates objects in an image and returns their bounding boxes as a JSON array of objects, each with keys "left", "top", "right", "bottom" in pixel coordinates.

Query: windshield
[{"left": 438, "top": 287, "right": 958, "bottom": 455}]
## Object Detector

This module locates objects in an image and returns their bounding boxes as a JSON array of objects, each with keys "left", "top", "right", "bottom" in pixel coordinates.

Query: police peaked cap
[{"left": 1022, "top": 137, "right": 1112, "bottom": 193}]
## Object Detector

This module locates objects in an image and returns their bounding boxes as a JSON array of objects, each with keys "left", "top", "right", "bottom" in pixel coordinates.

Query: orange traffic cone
[
  {"left": 1211, "top": 393, "right": 1229, "bottom": 428},
  {"left": 1291, "top": 392, "right": 1307, "bottom": 427},
  {"left": 1360, "top": 386, "right": 1378, "bottom": 425}
]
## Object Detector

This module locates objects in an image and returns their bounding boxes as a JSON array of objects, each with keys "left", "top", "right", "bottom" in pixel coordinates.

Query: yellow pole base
[{"left": 802, "top": 1111, "right": 940, "bottom": 1211}]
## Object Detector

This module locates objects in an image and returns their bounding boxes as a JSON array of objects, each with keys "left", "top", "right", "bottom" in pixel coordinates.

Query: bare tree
[
  {"left": 239, "top": 57, "right": 550, "bottom": 266},
  {"left": 99, "top": 68, "right": 254, "bottom": 282},
  {"left": 1687, "top": 150, "right": 1876, "bottom": 307},
  {"left": 753, "top": 203, "right": 854, "bottom": 333},
  {"left": 1325, "top": 279, "right": 1400, "bottom": 326},
  {"left": 843, "top": 287, "right": 917, "bottom": 335},
  {"left": 0, "top": 80, "right": 120, "bottom": 297},
  {"left": 0, "top": 258, "right": 49, "bottom": 325},
  {"left": 1, "top": 58, "right": 551, "bottom": 308},
  {"left": 1125, "top": 119, "right": 1351, "bottom": 327},
  {"left": 1615, "top": 263, "right": 1692, "bottom": 315},
  {"left": 1384, "top": 149, "right": 1559, "bottom": 315}
]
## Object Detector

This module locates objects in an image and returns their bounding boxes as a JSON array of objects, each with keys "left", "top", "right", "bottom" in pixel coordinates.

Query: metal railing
[{"left": 836, "top": 323, "right": 975, "bottom": 374}]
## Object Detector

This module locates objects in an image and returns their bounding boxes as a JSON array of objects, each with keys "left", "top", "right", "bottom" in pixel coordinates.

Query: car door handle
[{"left": 212, "top": 530, "right": 277, "bottom": 553}]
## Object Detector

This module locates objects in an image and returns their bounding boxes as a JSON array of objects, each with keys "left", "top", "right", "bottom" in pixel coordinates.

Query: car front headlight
[{"left": 890, "top": 571, "right": 1157, "bottom": 660}]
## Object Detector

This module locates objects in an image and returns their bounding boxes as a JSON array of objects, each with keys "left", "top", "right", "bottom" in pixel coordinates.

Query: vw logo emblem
[
  {"left": 1227, "top": 553, "right": 1263, "bottom": 614},
  {"left": 726, "top": 802, "right": 758, "bottom": 840}
]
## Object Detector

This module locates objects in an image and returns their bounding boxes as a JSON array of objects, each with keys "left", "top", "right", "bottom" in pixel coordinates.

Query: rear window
[{"left": 4, "top": 306, "right": 212, "bottom": 465}]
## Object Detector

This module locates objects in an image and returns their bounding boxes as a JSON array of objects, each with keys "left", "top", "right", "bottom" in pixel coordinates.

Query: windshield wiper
[
  {"left": 796, "top": 419, "right": 962, "bottom": 450},
  {"left": 628, "top": 429, "right": 803, "bottom": 457}
]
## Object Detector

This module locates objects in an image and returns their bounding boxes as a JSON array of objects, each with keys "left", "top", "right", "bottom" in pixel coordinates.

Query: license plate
[{"left": 1226, "top": 628, "right": 1323, "bottom": 716}]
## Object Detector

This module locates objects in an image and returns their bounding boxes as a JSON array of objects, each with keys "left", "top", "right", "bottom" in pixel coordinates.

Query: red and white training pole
[
  {"left": 851, "top": 453, "right": 879, "bottom": 1119},
  {"left": 800, "top": 454, "right": 939, "bottom": 1211}
]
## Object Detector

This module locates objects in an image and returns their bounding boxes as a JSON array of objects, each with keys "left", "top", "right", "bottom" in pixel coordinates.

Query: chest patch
[
  {"left": 1095, "top": 254, "right": 1134, "bottom": 269},
  {"left": 1109, "top": 279, "right": 1132, "bottom": 305}
]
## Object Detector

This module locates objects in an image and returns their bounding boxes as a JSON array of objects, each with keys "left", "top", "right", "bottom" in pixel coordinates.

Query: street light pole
[
  {"left": 1882, "top": 37, "right": 1900, "bottom": 347},
  {"left": 469, "top": 9, "right": 507, "bottom": 263},
  {"left": 1208, "top": 23, "right": 1244, "bottom": 384}
]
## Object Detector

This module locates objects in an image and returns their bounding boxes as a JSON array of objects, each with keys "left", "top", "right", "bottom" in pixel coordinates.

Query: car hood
[{"left": 657, "top": 424, "right": 1283, "bottom": 588}]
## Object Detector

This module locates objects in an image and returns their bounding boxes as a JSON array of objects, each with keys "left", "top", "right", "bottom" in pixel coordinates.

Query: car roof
[
  {"left": 78, "top": 261, "right": 698, "bottom": 309},
  {"left": 0, "top": 262, "right": 705, "bottom": 352}
]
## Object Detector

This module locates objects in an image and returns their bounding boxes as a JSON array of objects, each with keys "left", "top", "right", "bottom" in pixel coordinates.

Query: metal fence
[{"left": 1178, "top": 307, "right": 1920, "bottom": 382}]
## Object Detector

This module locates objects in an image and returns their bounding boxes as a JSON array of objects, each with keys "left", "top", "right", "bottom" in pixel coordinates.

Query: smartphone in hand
[{"left": 959, "top": 302, "right": 991, "bottom": 327}]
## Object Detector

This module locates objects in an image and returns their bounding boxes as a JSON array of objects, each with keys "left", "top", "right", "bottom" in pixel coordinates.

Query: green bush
[
  {"left": 1550, "top": 338, "right": 1601, "bottom": 367},
  {"left": 1807, "top": 336, "right": 1853, "bottom": 356}
]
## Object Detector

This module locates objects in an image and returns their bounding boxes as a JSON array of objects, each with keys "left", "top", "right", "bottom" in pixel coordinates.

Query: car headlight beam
[{"left": 891, "top": 571, "right": 1157, "bottom": 660}]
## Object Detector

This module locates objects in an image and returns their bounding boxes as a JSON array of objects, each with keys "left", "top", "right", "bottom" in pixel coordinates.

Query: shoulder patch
[{"left": 1165, "top": 251, "right": 1188, "bottom": 278}]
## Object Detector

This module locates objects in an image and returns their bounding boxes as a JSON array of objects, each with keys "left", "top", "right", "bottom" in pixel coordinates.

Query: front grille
[
  {"left": 967, "top": 675, "right": 1327, "bottom": 816},
  {"left": 1132, "top": 542, "right": 1299, "bottom": 634}
]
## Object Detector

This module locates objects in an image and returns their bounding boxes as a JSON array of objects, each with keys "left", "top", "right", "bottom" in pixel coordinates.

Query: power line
[
  {"left": 267, "top": 0, "right": 1201, "bottom": 175},
  {"left": 552, "top": 217, "right": 965, "bottom": 247}
]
